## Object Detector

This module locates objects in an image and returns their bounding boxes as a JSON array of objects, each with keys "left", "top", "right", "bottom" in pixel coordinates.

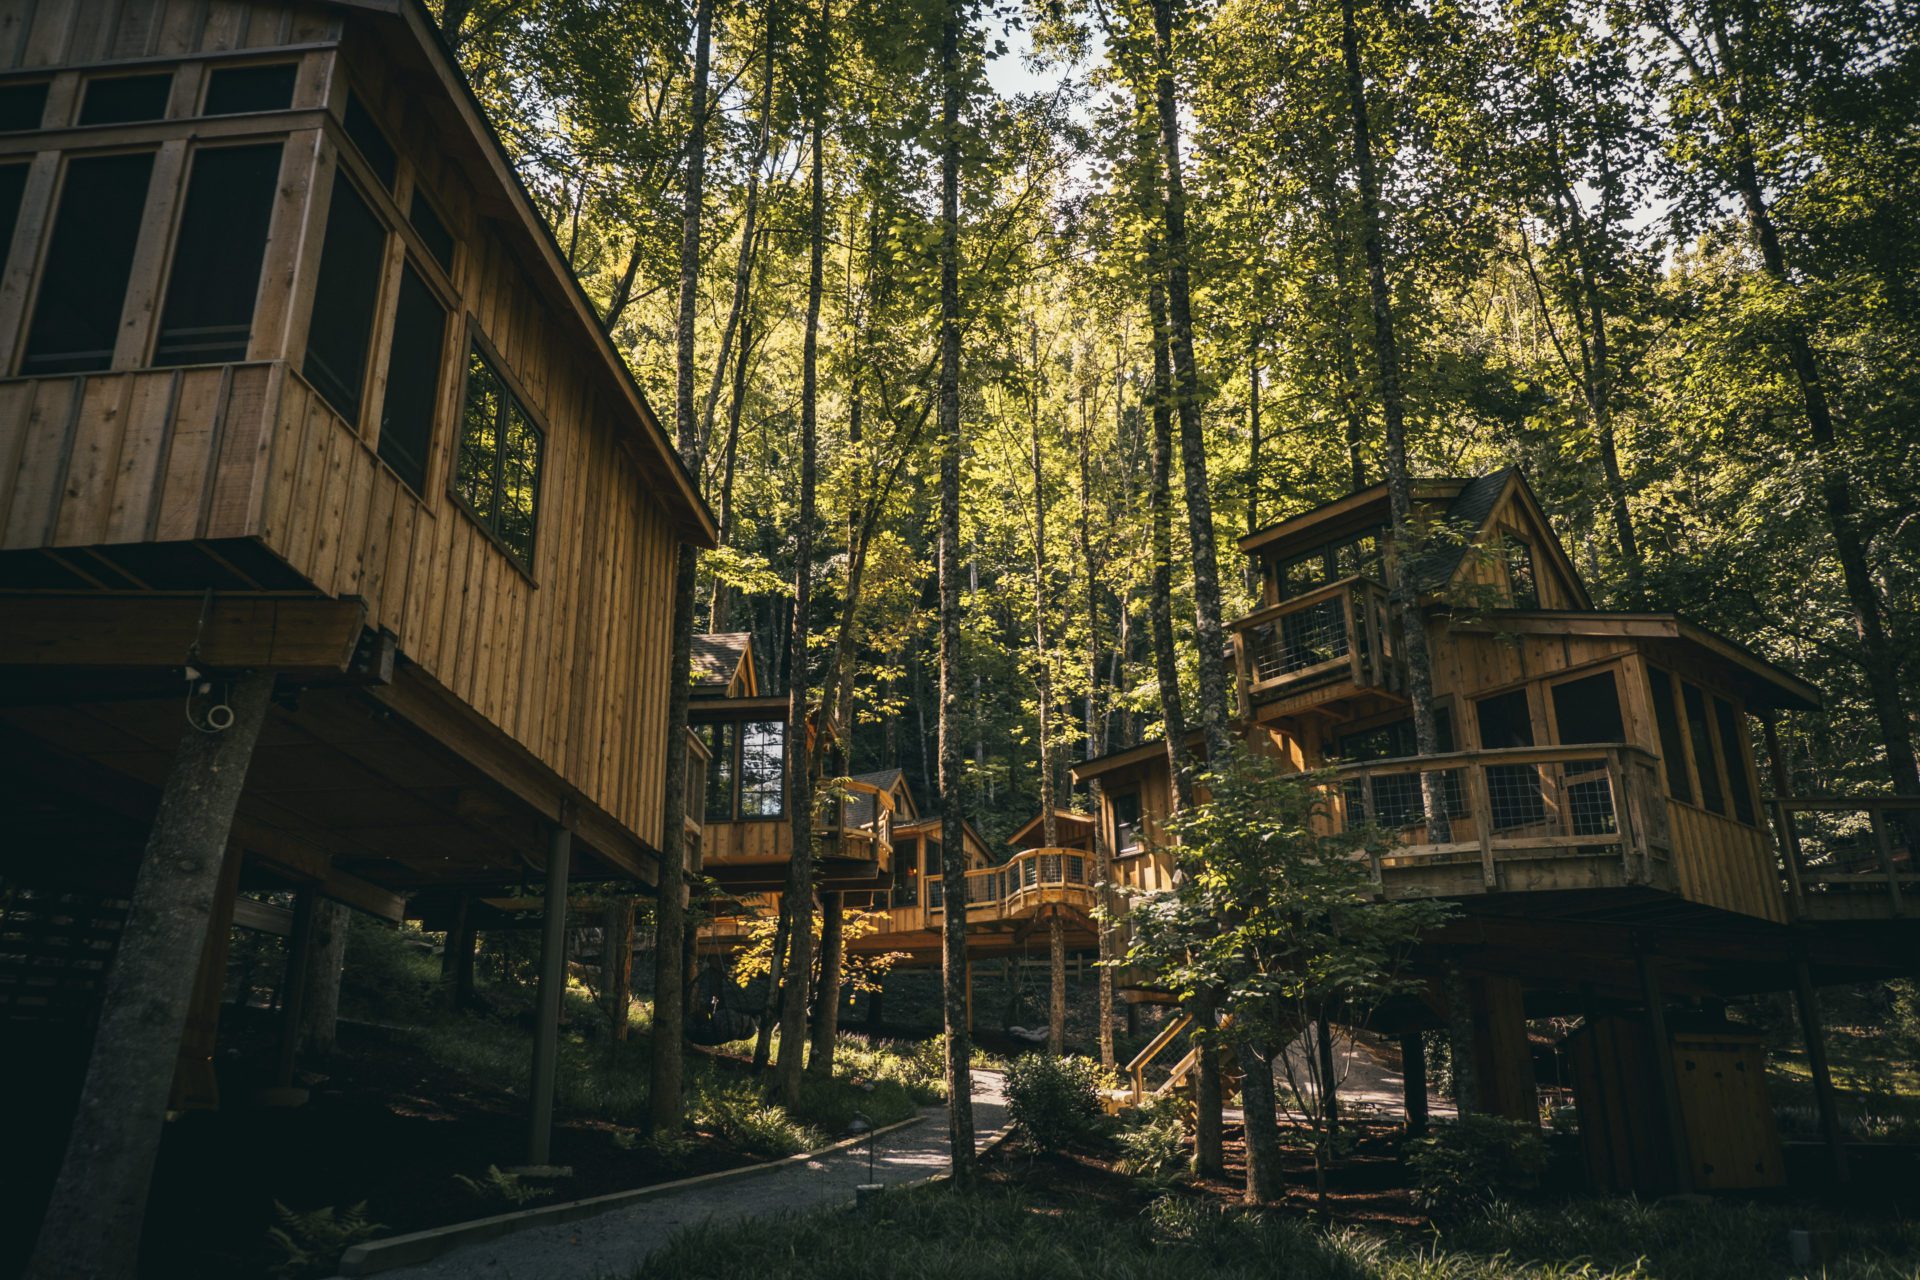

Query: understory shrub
[
  {"left": 265, "top": 1201, "right": 385, "bottom": 1279},
  {"left": 452, "top": 1165, "right": 554, "bottom": 1208},
  {"left": 1405, "top": 1114, "right": 1549, "bottom": 1214},
  {"left": 1115, "top": 1095, "right": 1188, "bottom": 1182},
  {"left": 1005, "top": 1052, "right": 1101, "bottom": 1152}
]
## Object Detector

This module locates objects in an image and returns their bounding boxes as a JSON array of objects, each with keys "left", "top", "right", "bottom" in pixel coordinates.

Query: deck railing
[
  {"left": 1229, "top": 576, "right": 1401, "bottom": 706},
  {"left": 926, "top": 845, "right": 1097, "bottom": 923},
  {"left": 1770, "top": 797, "right": 1919, "bottom": 919},
  {"left": 1322, "top": 744, "right": 1671, "bottom": 895},
  {"left": 814, "top": 778, "right": 895, "bottom": 863}
]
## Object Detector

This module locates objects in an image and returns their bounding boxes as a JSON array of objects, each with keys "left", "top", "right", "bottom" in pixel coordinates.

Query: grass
[
  {"left": 635, "top": 1179, "right": 1920, "bottom": 1280},
  {"left": 1770, "top": 1023, "right": 1920, "bottom": 1144}
]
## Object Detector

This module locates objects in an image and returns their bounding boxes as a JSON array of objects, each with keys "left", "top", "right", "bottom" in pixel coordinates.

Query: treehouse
[
  {"left": 1077, "top": 468, "right": 1917, "bottom": 1192},
  {"left": 0, "top": 0, "right": 714, "bottom": 1255}
]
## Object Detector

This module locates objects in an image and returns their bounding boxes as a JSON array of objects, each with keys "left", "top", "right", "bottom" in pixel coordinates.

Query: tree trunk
[
  {"left": 1316, "top": 1015, "right": 1340, "bottom": 1140},
  {"left": 1048, "top": 913, "right": 1067, "bottom": 1055},
  {"left": 936, "top": 0, "right": 977, "bottom": 1179},
  {"left": 1237, "top": 1041, "right": 1282, "bottom": 1202},
  {"left": 775, "top": 0, "right": 830, "bottom": 1107},
  {"left": 1149, "top": 0, "right": 1232, "bottom": 767},
  {"left": 1191, "top": 988, "right": 1225, "bottom": 1179},
  {"left": 651, "top": 0, "right": 715, "bottom": 1137},
  {"left": 1339, "top": 0, "right": 1451, "bottom": 841},
  {"left": 28, "top": 671, "right": 273, "bottom": 1280},
  {"left": 298, "top": 898, "right": 349, "bottom": 1058},
  {"left": 1144, "top": 241, "right": 1191, "bottom": 811},
  {"left": 752, "top": 894, "right": 790, "bottom": 1073},
  {"left": 604, "top": 896, "right": 634, "bottom": 1040},
  {"left": 808, "top": 891, "right": 844, "bottom": 1077}
]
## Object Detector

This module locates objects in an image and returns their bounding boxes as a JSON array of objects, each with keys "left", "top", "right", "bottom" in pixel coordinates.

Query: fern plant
[
  {"left": 453, "top": 1164, "right": 557, "bottom": 1208},
  {"left": 265, "top": 1201, "right": 385, "bottom": 1279}
]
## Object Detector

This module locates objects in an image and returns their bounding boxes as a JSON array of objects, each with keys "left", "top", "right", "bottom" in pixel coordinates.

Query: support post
[
  {"left": 1762, "top": 714, "right": 1807, "bottom": 917},
  {"left": 1636, "top": 950, "right": 1692, "bottom": 1192},
  {"left": 965, "top": 955, "right": 974, "bottom": 1034},
  {"left": 1400, "top": 1033, "right": 1429, "bottom": 1137},
  {"left": 527, "top": 823, "right": 571, "bottom": 1168},
  {"left": 1048, "top": 911, "right": 1066, "bottom": 1055},
  {"left": 1793, "top": 956, "right": 1850, "bottom": 1184},
  {"left": 441, "top": 892, "right": 472, "bottom": 1010},
  {"left": 273, "top": 889, "right": 317, "bottom": 1090},
  {"left": 28, "top": 670, "right": 275, "bottom": 1280}
]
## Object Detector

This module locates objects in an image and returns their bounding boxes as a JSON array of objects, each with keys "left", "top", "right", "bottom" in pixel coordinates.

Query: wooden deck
[
  {"left": 1771, "top": 796, "right": 1919, "bottom": 921},
  {"left": 1229, "top": 576, "right": 1402, "bottom": 713}
]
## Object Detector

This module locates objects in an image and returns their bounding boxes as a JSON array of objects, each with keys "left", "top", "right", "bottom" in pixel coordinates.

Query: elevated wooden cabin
[{"left": 0, "top": 0, "right": 714, "bottom": 1263}]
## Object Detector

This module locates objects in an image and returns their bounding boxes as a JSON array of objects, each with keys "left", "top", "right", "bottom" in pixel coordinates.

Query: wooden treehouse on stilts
[
  {"left": 1075, "top": 468, "right": 1918, "bottom": 1195},
  {"left": 0, "top": 0, "right": 715, "bottom": 1270}
]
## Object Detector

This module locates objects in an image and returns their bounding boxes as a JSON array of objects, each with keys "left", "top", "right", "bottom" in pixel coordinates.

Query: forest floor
[{"left": 635, "top": 1121, "right": 1920, "bottom": 1280}]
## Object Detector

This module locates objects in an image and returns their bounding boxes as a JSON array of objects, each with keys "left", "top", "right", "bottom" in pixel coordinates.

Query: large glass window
[
  {"left": 1504, "top": 535, "right": 1540, "bottom": 608},
  {"left": 738, "top": 721, "right": 784, "bottom": 818},
  {"left": 302, "top": 171, "right": 387, "bottom": 422},
  {"left": 1682, "top": 681, "right": 1727, "bottom": 815},
  {"left": 375, "top": 262, "right": 447, "bottom": 492},
  {"left": 153, "top": 143, "right": 283, "bottom": 366},
  {"left": 0, "top": 163, "right": 29, "bottom": 273},
  {"left": 1475, "top": 689, "right": 1546, "bottom": 830},
  {"left": 892, "top": 836, "right": 920, "bottom": 907},
  {"left": 455, "top": 345, "right": 543, "bottom": 570},
  {"left": 1550, "top": 671, "right": 1624, "bottom": 744},
  {"left": 342, "top": 91, "right": 397, "bottom": 188},
  {"left": 1648, "top": 668, "right": 1692, "bottom": 803},
  {"left": 1275, "top": 526, "right": 1386, "bottom": 600},
  {"left": 0, "top": 81, "right": 48, "bottom": 132},
  {"left": 1713, "top": 697, "right": 1758, "bottom": 825},
  {"left": 21, "top": 152, "right": 156, "bottom": 375},
  {"left": 698, "top": 721, "right": 736, "bottom": 822}
]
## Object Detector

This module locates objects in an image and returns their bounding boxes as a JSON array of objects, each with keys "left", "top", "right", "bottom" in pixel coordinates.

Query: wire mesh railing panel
[
  {"left": 927, "top": 880, "right": 945, "bottom": 910},
  {"left": 1248, "top": 597, "right": 1350, "bottom": 683},
  {"left": 1486, "top": 764, "right": 1548, "bottom": 831},
  {"left": 1565, "top": 773, "right": 1618, "bottom": 836},
  {"left": 1067, "top": 855, "right": 1086, "bottom": 883}
]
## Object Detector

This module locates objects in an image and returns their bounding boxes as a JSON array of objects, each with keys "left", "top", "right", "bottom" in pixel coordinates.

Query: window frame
[
  {"left": 1712, "top": 694, "right": 1761, "bottom": 827},
  {"left": 16, "top": 145, "right": 159, "bottom": 377},
  {"left": 148, "top": 138, "right": 286, "bottom": 369},
  {"left": 733, "top": 719, "right": 786, "bottom": 820},
  {"left": 372, "top": 253, "right": 452, "bottom": 498},
  {"left": 450, "top": 326, "right": 546, "bottom": 580},
  {"left": 199, "top": 60, "right": 301, "bottom": 117},
  {"left": 1501, "top": 529, "right": 1541, "bottom": 609},
  {"left": 1109, "top": 789, "right": 1146, "bottom": 857},
  {"left": 1647, "top": 664, "right": 1694, "bottom": 805},
  {"left": 1543, "top": 663, "right": 1628, "bottom": 747}
]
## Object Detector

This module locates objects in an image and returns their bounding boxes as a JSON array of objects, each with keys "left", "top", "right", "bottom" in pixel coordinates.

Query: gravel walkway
[{"left": 367, "top": 1071, "right": 1007, "bottom": 1280}]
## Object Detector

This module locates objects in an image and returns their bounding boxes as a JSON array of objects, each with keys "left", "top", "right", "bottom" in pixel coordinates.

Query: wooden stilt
[
  {"left": 965, "top": 956, "right": 974, "bottom": 1034},
  {"left": 1400, "top": 1033, "right": 1428, "bottom": 1137},
  {"left": 273, "top": 889, "right": 317, "bottom": 1090},
  {"left": 440, "top": 891, "right": 472, "bottom": 1010},
  {"left": 1636, "top": 951, "right": 1692, "bottom": 1192},
  {"left": 527, "top": 823, "right": 571, "bottom": 1168},
  {"left": 171, "top": 839, "right": 245, "bottom": 1111},
  {"left": 1048, "top": 911, "right": 1066, "bottom": 1055},
  {"left": 28, "top": 670, "right": 275, "bottom": 1280},
  {"left": 1793, "top": 956, "right": 1850, "bottom": 1184}
]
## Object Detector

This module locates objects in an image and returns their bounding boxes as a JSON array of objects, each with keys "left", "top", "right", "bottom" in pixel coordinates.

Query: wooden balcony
[
  {"left": 1324, "top": 744, "right": 1675, "bottom": 901},
  {"left": 1772, "top": 797, "right": 1920, "bottom": 921},
  {"left": 1230, "top": 576, "right": 1403, "bottom": 712},
  {"left": 700, "top": 777, "right": 895, "bottom": 890},
  {"left": 927, "top": 846, "right": 1098, "bottom": 925}
]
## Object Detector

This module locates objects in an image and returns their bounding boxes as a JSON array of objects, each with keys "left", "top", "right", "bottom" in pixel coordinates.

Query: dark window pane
[
  {"left": 1682, "top": 681, "right": 1726, "bottom": 815},
  {"left": 302, "top": 172, "right": 386, "bottom": 422},
  {"left": 409, "top": 190, "right": 455, "bottom": 272},
  {"left": 1474, "top": 690, "right": 1535, "bottom": 749},
  {"left": 1111, "top": 791, "right": 1143, "bottom": 852},
  {"left": 893, "top": 835, "right": 919, "bottom": 907},
  {"left": 154, "top": 143, "right": 282, "bottom": 366},
  {"left": 699, "top": 722, "right": 736, "bottom": 821},
  {"left": 375, "top": 263, "right": 446, "bottom": 491},
  {"left": 457, "top": 348, "right": 502, "bottom": 517},
  {"left": 1506, "top": 537, "right": 1540, "bottom": 608},
  {"left": 79, "top": 72, "right": 172, "bottom": 125},
  {"left": 342, "top": 92, "right": 396, "bottom": 188},
  {"left": 454, "top": 345, "right": 543, "bottom": 571},
  {"left": 1714, "top": 697, "right": 1757, "bottom": 825},
  {"left": 22, "top": 152, "right": 155, "bottom": 375},
  {"left": 0, "top": 164, "right": 28, "bottom": 273},
  {"left": 204, "top": 63, "right": 296, "bottom": 115},
  {"left": 1550, "top": 671, "right": 1625, "bottom": 745},
  {"left": 1476, "top": 689, "right": 1542, "bottom": 830},
  {"left": 499, "top": 401, "right": 541, "bottom": 563},
  {"left": 1649, "top": 668, "right": 1692, "bottom": 803},
  {"left": 739, "top": 721, "right": 785, "bottom": 817},
  {"left": 0, "top": 81, "right": 48, "bottom": 131}
]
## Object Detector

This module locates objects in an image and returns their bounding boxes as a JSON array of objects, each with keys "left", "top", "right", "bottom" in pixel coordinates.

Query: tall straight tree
[
  {"left": 650, "top": 0, "right": 715, "bottom": 1137},
  {"left": 1339, "top": 0, "right": 1452, "bottom": 841},
  {"left": 774, "top": 0, "right": 832, "bottom": 1108},
  {"left": 936, "top": 0, "right": 977, "bottom": 1179}
]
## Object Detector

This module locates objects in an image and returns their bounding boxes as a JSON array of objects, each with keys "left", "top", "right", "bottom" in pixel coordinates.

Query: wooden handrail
[
  {"left": 1324, "top": 742, "right": 1657, "bottom": 777},
  {"left": 1126, "top": 1011, "right": 1192, "bottom": 1104},
  {"left": 1228, "top": 575, "right": 1384, "bottom": 632},
  {"left": 1769, "top": 795, "right": 1917, "bottom": 918}
]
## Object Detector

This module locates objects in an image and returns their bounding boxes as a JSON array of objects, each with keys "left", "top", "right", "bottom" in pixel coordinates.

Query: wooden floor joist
[{"left": 0, "top": 593, "right": 368, "bottom": 672}]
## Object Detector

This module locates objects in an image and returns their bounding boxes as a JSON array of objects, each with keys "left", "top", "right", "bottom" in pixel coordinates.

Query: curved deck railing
[{"left": 926, "top": 846, "right": 1099, "bottom": 923}]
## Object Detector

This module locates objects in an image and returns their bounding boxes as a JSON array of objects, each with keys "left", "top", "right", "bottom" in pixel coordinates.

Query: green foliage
[
  {"left": 1114, "top": 1096, "right": 1189, "bottom": 1183},
  {"left": 264, "top": 1201, "right": 385, "bottom": 1279},
  {"left": 452, "top": 1165, "right": 555, "bottom": 1209},
  {"left": 635, "top": 1180, "right": 1920, "bottom": 1279},
  {"left": 1004, "top": 1053, "right": 1103, "bottom": 1152},
  {"left": 1405, "top": 1116, "right": 1551, "bottom": 1215},
  {"left": 336, "top": 915, "right": 441, "bottom": 1025}
]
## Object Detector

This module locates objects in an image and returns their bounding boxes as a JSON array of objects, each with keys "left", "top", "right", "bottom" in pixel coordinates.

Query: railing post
[
  {"left": 1774, "top": 800, "right": 1808, "bottom": 918},
  {"left": 1468, "top": 764, "right": 1497, "bottom": 889},
  {"left": 1343, "top": 587, "right": 1364, "bottom": 687},
  {"left": 1607, "top": 750, "right": 1637, "bottom": 883},
  {"left": 1869, "top": 805, "right": 1905, "bottom": 915},
  {"left": 1232, "top": 628, "right": 1252, "bottom": 718}
]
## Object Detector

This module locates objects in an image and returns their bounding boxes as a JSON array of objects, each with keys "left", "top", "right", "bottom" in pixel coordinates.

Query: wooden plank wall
[
  {"left": 0, "top": 0, "right": 331, "bottom": 68},
  {"left": 0, "top": 364, "right": 277, "bottom": 550}
]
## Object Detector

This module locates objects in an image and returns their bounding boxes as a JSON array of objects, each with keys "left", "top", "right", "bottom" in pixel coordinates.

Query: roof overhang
[
  {"left": 1239, "top": 479, "right": 1468, "bottom": 559},
  {"left": 1006, "top": 808, "right": 1095, "bottom": 847}
]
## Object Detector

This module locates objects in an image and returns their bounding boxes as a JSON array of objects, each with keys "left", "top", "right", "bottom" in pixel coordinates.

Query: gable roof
[
  {"left": 691, "top": 633, "right": 755, "bottom": 694},
  {"left": 845, "top": 768, "right": 911, "bottom": 827},
  {"left": 328, "top": 0, "right": 715, "bottom": 546},
  {"left": 1402, "top": 468, "right": 1518, "bottom": 594},
  {"left": 1007, "top": 808, "right": 1096, "bottom": 848}
]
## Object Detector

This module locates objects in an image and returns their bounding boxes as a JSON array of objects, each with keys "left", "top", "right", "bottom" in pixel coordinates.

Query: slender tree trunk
[
  {"left": 1340, "top": 0, "right": 1451, "bottom": 840},
  {"left": 1080, "top": 402, "right": 1116, "bottom": 1069},
  {"left": 650, "top": 0, "right": 715, "bottom": 1137},
  {"left": 752, "top": 894, "right": 790, "bottom": 1072},
  {"left": 708, "top": 309, "right": 753, "bottom": 629},
  {"left": 775, "top": 0, "right": 830, "bottom": 1107},
  {"left": 604, "top": 896, "right": 635, "bottom": 1040},
  {"left": 1191, "top": 988, "right": 1225, "bottom": 1179},
  {"left": 1048, "top": 913, "right": 1067, "bottom": 1055},
  {"left": 1246, "top": 331, "right": 1262, "bottom": 538},
  {"left": 1149, "top": 0, "right": 1232, "bottom": 768},
  {"left": 1316, "top": 1015, "right": 1340, "bottom": 1140},
  {"left": 936, "top": 0, "right": 977, "bottom": 1178},
  {"left": 807, "top": 891, "right": 843, "bottom": 1077},
  {"left": 1238, "top": 1041, "right": 1282, "bottom": 1202},
  {"left": 29, "top": 672, "right": 273, "bottom": 1280},
  {"left": 298, "top": 898, "right": 349, "bottom": 1058},
  {"left": 1146, "top": 275, "right": 1192, "bottom": 813}
]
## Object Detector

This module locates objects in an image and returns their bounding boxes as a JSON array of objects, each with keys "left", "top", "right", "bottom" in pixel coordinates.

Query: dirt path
[{"left": 362, "top": 1071, "right": 1008, "bottom": 1280}]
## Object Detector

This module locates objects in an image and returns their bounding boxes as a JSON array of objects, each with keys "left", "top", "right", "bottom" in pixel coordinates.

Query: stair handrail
[{"left": 1125, "top": 1011, "right": 1193, "bottom": 1104}]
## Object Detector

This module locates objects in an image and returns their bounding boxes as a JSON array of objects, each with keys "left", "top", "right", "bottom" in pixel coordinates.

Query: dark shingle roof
[
  {"left": 1405, "top": 468, "right": 1515, "bottom": 592},
  {"left": 691, "top": 633, "right": 751, "bottom": 688},
  {"left": 844, "top": 768, "right": 904, "bottom": 827}
]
